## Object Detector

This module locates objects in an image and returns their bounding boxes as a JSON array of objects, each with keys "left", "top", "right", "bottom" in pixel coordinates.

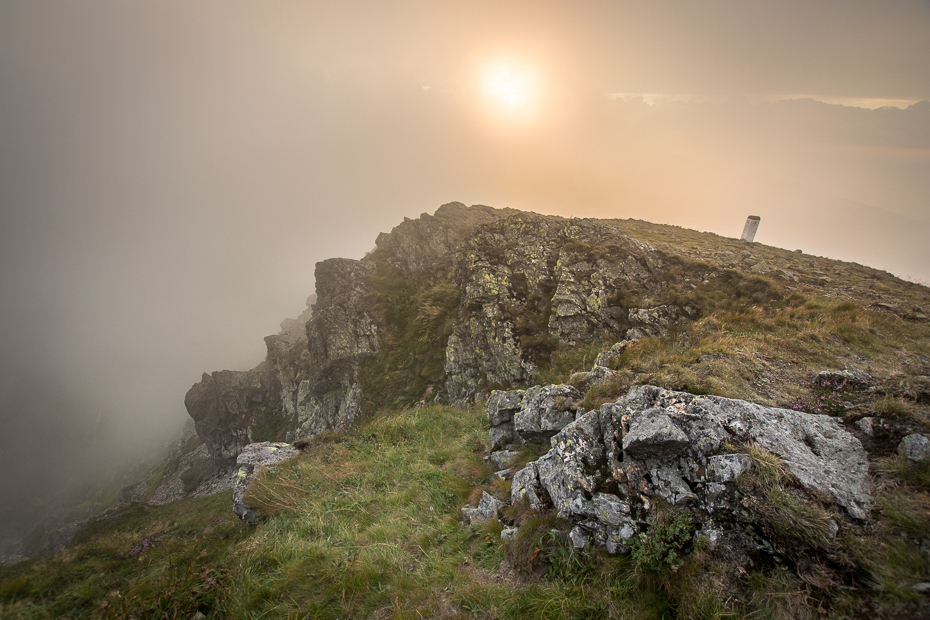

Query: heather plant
[{"left": 789, "top": 376, "right": 870, "bottom": 416}]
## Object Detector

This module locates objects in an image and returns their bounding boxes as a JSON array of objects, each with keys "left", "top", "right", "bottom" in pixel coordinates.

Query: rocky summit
[
  {"left": 184, "top": 203, "right": 712, "bottom": 468},
  {"left": 26, "top": 202, "right": 929, "bottom": 619}
]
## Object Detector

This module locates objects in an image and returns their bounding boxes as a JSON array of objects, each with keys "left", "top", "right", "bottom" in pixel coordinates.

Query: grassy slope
[{"left": 3, "top": 221, "right": 930, "bottom": 619}]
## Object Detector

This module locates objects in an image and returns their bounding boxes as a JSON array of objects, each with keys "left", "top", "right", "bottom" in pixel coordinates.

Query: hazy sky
[{"left": 1, "top": 1, "right": 929, "bottom": 514}]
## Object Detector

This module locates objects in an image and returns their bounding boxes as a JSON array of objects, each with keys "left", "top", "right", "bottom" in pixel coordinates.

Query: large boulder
[
  {"left": 505, "top": 385, "right": 872, "bottom": 554},
  {"left": 184, "top": 365, "right": 284, "bottom": 465}
]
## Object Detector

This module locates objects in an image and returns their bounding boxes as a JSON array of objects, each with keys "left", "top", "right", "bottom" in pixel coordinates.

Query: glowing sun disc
[{"left": 482, "top": 63, "right": 535, "bottom": 108}]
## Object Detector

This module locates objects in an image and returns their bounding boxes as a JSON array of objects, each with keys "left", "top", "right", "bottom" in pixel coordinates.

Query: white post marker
[{"left": 740, "top": 215, "right": 761, "bottom": 242}]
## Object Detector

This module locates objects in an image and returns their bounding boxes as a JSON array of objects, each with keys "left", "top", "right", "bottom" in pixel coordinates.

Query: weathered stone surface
[
  {"left": 856, "top": 417, "right": 875, "bottom": 435},
  {"left": 535, "top": 411, "right": 605, "bottom": 518},
  {"left": 511, "top": 461, "right": 545, "bottom": 510},
  {"left": 374, "top": 202, "right": 514, "bottom": 277},
  {"left": 184, "top": 365, "right": 284, "bottom": 465},
  {"left": 461, "top": 491, "right": 506, "bottom": 524},
  {"left": 502, "top": 384, "right": 872, "bottom": 555},
  {"left": 569, "top": 526, "right": 590, "bottom": 549},
  {"left": 622, "top": 409, "right": 690, "bottom": 458},
  {"left": 814, "top": 368, "right": 872, "bottom": 389},
  {"left": 233, "top": 442, "right": 299, "bottom": 524},
  {"left": 594, "top": 341, "right": 631, "bottom": 368},
  {"left": 444, "top": 214, "right": 663, "bottom": 404},
  {"left": 486, "top": 389, "right": 525, "bottom": 450},
  {"left": 898, "top": 434, "right": 930, "bottom": 462},
  {"left": 513, "top": 384, "right": 581, "bottom": 443},
  {"left": 300, "top": 258, "right": 378, "bottom": 438},
  {"left": 486, "top": 450, "right": 519, "bottom": 470},
  {"left": 569, "top": 365, "right": 615, "bottom": 390},
  {"left": 488, "top": 390, "right": 525, "bottom": 426},
  {"left": 706, "top": 454, "right": 752, "bottom": 483},
  {"left": 626, "top": 305, "right": 695, "bottom": 340}
]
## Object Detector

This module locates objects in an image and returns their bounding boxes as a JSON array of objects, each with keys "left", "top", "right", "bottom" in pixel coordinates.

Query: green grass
[{"left": 360, "top": 259, "right": 461, "bottom": 411}]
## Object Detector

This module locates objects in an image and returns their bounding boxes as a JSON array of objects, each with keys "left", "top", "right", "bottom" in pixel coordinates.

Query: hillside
[{"left": 2, "top": 203, "right": 930, "bottom": 619}]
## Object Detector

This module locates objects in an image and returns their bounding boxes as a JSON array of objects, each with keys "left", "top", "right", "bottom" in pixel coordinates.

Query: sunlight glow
[{"left": 482, "top": 63, "right": 536, "bottom": 109}]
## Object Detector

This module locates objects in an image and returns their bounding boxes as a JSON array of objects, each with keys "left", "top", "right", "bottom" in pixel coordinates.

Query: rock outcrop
[
  {"left": 232, "top": 442, "right": 300, "bottom": 524},
  {"left": 485, "top": 384, "right": 871, "bottom": 554},
  {"left": 184, "top": 364, "right": 284, "bottom": 465},
  {"left": 444, "top": 214, "right": 668, "bottom": 405},
  {"left": 184, "top": 203, "right": 704, "bottom": 464}
]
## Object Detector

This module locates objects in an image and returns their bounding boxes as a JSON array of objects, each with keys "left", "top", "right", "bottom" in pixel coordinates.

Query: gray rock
[
  {"left": 617, "top": 386, "right": 871, "bottom": 520},
  {"left": 537, "top": 412, "right": 605, "bottom": 518},
  {"left": 502, "top": 384, "right": 872, "bottom": 555},
  {"left": 627, "top": 305, "right": 694, "bottom": 339},
  {"left": 444, "top": 214, "right": 662, "bottom": 403},
  {"left": 706, "top": 454, "right": 752, "bottom": 483},
  {"left": 898, "top": 434, "right": 930, "bottom": 463},
  {"left": 594, "top": 341, "right": 631, "bottom": 368},
  {"left": 487, "top": 390, "right": 524, "bottom": 426},
  {"left": 494, "top": 468, "right": 514, "bottom": 480},
  {"left": 588, "top": 493, "right": 631, "bottom": 527},
  {"left": 855, "top": 417, "right": 874, "bottom": 436},
  {"left": 604, "top": 522, "right": 639, "bottom": 554},
  {"left": 813, "top": 369, "right": 872, "bottom": 389},
  {"left": 511, "top": 461, "right": 545, "bottom": 510},
  {"left": 622, "top": 409, "right": 689, "bottom": 458},
  {"left": 489, "top": 426, "right": 516, "bottom": 452},
  {"left": 569, "top": 526, "right": 590, "bottom": 549},
  {"left": 569, "top": 365, "right": 615, "bottom": 390},
  {"left": 486, "top": 449, "right": 520, "bottom": 470},
  {"left": 513, "top": 384, "right": 581, "bottom": 443},
  {"left": 500, "top": 526, "right": 518, "bottom": 542},
  {"left": 233, "top": 442, "right": 300, "bottom": 524},
  {"left": 487, "top": 390, "right": 524, "bottom": 450},
  {"left": 461, "top": 491, "right": 506, "bottom": 525}
]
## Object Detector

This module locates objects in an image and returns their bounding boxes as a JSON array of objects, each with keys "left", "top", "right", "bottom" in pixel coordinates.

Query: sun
[{"left": 481, "top": 62, "right": 537, "bottom": 110}]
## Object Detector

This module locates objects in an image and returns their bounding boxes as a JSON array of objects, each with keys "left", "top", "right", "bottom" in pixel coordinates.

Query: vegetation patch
[{"left": 360, "top": 259, "right": 461, "bottom": 411}]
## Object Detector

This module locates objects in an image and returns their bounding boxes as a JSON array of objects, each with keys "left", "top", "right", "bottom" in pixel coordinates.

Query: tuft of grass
[
  {"left": 744, "top": 444, "right": 790, "bottom": 487},
  {"left": 533, "top": 341, "right": 610, "bottom": 386},
  {"left": 879, "top": 489, "right": 930, "bottom": 538}
]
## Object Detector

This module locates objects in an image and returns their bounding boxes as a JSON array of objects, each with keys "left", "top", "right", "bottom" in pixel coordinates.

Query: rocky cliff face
[
  {"left": 185, "top": 298, "right": 314, "bottom": 466},
  {"left": 444, "top": 214, "right": 668, "bottom": 405},
  {"left": 185, "top": 202, "right": 516, "bottom": 464}
]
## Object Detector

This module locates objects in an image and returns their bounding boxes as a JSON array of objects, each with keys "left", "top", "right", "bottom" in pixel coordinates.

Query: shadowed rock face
[
  {"left": 184, "top": 365, "right": 283, "bottom": 466},
  {"left": 299, "top": 257, "right": 377, "bottom": 438}
]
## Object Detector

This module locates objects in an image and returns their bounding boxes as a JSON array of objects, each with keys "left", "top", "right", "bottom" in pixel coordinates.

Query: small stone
[
  {"left": 855, "top": 417, "right": 874, "bottom": 436},
  {"left": 569, "top": 526, "right": 590, "bottom": 549},
  {"left": 898, "top": 434, "right": 930, "bottom": 463},
  {"left": 500, "top": 526, "right": 518, "bottom": 542},
  {"left": 461, "top": 491, "right": 506, "bottom": 525},
  {"left": 696, "top": 529, "right": 720, "bottom": 551},
  {"left": 706, "top": 454, "right": 752, "bottom": 483}
]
